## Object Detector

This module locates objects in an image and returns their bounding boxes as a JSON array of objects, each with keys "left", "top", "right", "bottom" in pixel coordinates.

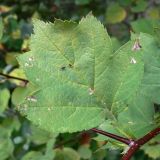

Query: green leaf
[
  {"left": 54, "top": 148, "right": 80, "bottom": 160},
  {"left": 75, "top": 0, "right": 92, "bottom": 5},
  {"left": 22, "top": 151, "right": 43, "bottom": 160},
  {"left": 9, "top": 68, "right": 27, "bottom": 86},
  {"left": 131, "top": 19, "right": 160, "bottom": 36},
  {"left": 12, "top": 83, "right": 38, "bottom": 106},
  {"left": 43, "top": 137, "right": 57, "bottom": 160},
  {"left": 142, "top": 135, "right": 160, "bottom": 159},
  {"left": 16, "top": 14, "right": 144, "bottom": 133},
  {"left": 101, "top": 41, "right": 144, "bottom": 115},
  {"left": 0, "top": 87, "right": 10, "bottom": 114},
  {"left": 139, "top": 33, "right": 160, "bottom": 104},
  {"left": 22, "top": 131, "right": 57, "bottom": 160},
  {"left": 131, "top": 0, "right": 147, "bottom": 13},
  {"left": 0, "top": 17, "right": 3, "bottom": 40},
  {"left": 96, "top": 94, "right": 156, "bottom": 148},
  {"left": 93, "top": 149, "right": 106, "bottom": 160},
  {"left": 116, "top": 94, "right": 156, "bottom": 138},
  {"left": 5, "top": 52, "right": 19, "bottom": 66},
  {"left": 78, "top": 145, "right": 92, "bottom": 159},
  {"left": 106, "top": 3, "right": 126, "bottom": 24},
  {"left": 147, "top": 7, "right": 160, "bottom": 20},
  {"left": 0, "top": 126, "right": 14, "bottom": 160},
  {"left": 16, "top": 15, "right": 112, "bottom": 133},
  {"left": 143, "top": 145, "right": 160, "bottom": 159},
  {"left": 29, "top": 124, "right": 57, "bottom": 145},
  {"left": 154, "top": 27, "right": 160, "bottom": 46},
  {"left": 94, "top": 33, "right": 159, "bottom": 149},
  {"left": 111, "top": 37, "right": 121, "bottom": 52},
  {"left": 2, "top": 117, "right": 21, "bottom": 132},
  {"left": 118, "top": 0, "right": 132, "bottom": 6}
]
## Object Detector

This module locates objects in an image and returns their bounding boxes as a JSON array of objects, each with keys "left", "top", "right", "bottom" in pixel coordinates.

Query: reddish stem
[
  {"left": 92, "top": 127, "right": 160, "bottom": 160},
  {"left": 91, "top": 128, "right": 133, "bottom": 145},
  {"left": 122, "top": 127, "right": 160, "bottom": 160},
  {"left": 137, "top": 127, "right": 160, "bottom": 145},
  {"left": 122, "top": 142, "right": 139, "bottom": 160}
]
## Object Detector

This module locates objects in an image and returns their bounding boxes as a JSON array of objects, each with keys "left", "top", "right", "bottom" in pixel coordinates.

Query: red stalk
[{"left": 92, "top": 127, "right": 160, "bottom": 160}]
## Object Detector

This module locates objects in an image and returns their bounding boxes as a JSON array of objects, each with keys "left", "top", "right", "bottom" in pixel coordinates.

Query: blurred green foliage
[{"left": 0, "top": 0, "right": 160, "bottom": 160}]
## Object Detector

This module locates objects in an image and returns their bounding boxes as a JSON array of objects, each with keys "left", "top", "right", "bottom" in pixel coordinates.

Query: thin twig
[{"left": 0, "top": 73, "right": 29, "bottom": 85}]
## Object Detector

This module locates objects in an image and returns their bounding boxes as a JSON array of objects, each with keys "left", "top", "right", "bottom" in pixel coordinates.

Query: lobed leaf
[{"left": 16, "top": 14, "right": 145, "bottom": 133}]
